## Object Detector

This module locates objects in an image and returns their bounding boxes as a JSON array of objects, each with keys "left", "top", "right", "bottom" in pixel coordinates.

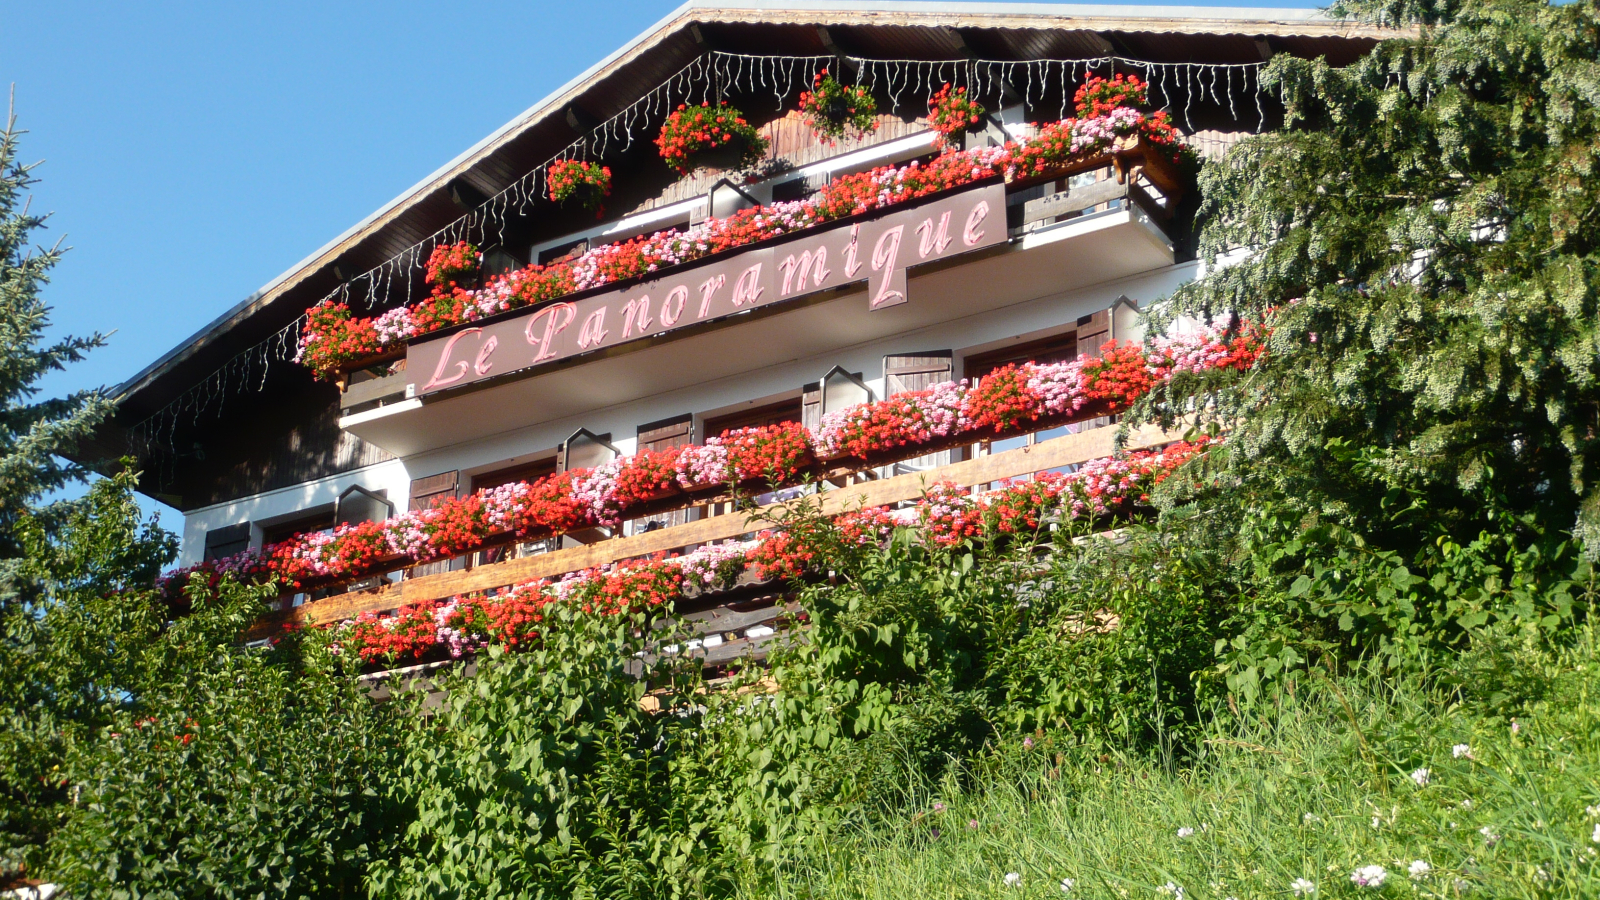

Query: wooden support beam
[{"left": 259, "top": 424, "right": 1182, "bottom": 633}]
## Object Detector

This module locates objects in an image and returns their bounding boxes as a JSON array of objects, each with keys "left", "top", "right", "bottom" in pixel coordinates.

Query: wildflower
[
  {"left": 1408, "top": 860, "right": 1431, "bottom": 880},
  {"left": 1536, "top": 866, "right": 1550, "bottom": 882},
  {"left": 1453, "top": 877, "right": 1472, "bottom": 893},
  {"left": 932, "top": 801, "right": 945, "bottom": 812},
  {"left": 1592, "top": 822, "right": 1600, "bottom": 843},
  {"left": 1371, "top": 815, "right": 1383, "bottom": 829},
  {"left": 1453, "top": 743, "right": 1473, "bottom": 759},
  {"left": 930, "top": 827, "right": 941, "bottom": 840},
  {"left": 1024, "top": 736, "right": 1035, "bottom": 750},
  {"left": 1005, "top": 872, "right": 1022, "bottom": 887},
  {"left": 1060, "top": 877, "right": 1075, "bottom": 893},
  {"left": 1479, "top": 825, "right": 1500, "bottom": 846},
  {"left": 969, "top": 819, "right": 980, "bottom": 830},
  {"left": 1350, "top": 865, "right": 1387, "bottom": 888},
  {"left": 1586, "top": 804, "right": 1600, "bottom": 818},
  {"left": 1460, "top": 798, "right": 1473, "bottom": 809},
  {"left": 1158, "top": 882, "right": 1184, "bottom": 899},
  {"left": 1290, "top": 877, "right": 1316, "bottom": 896},
  {"left": 1302, "top": 813, "right": 1320, "bottom": 824},
  {"left": 1511, "top": 720, "right": 1520, "bottom": 735},
  {"left": 1410, "top": 767, "right": 1431, "bottom": 787},
  {"left": 1176, "top": 826, "right": 1195, "bottom": 838}
]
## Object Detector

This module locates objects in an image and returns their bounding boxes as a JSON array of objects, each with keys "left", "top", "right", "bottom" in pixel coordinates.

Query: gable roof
[{"left": 111, "top": 1, "right": 1390, "bottom": 422}]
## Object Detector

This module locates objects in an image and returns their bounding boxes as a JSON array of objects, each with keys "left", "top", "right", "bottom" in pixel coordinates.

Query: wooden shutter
[
  {"left": 637, "top": 415, "right": 694, "bottom": 452},
  {"left": 408, "top": 471, "right": 459, "bottom": 576},
  {"left": 1075, "top": 309, "right": 1111, "bottom": 359},
  {"left": 885, "top": 353, "right": 954, "bottom": 471},
  {"left": 801, "top": 383, "right": 822, "bottom": 432},
  {"left": 408, "top": 471, "right": 459, "bottom": 512},
  {"left": 203, "top": 523, "right": 251, "bottom": 561},
  {"left": 885, "top": 352, "right": 953, "bottom": 395},
  {"left": 631, "top": 415, "right": 695, "bottom": 534}
]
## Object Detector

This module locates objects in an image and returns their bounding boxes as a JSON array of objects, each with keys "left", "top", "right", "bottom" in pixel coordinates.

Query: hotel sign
[{"left": 409, "top": 182, "right": 1006, "bottom": 397}]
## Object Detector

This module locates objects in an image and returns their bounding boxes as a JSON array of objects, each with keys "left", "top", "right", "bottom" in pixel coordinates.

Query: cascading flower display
[
  {"left": 798, "top": 70, "right": 879, "bottom": 142},
  {"left": 655, "top": 102, "right": 769, "bottom": 173},
  {"left": 927, "top": 83, "right": 986, "bottom": 149},
  {"left": 295, "top": 102, "right": 1190, "bottom": 380},
  {"left": 167, "top": 328, "right": 1259, "bottom": 605},
  {"left": 328, "top": 437, "right": 1212, "bottom": 666},
  {"left": 547, "top": 159, "right": 612, "bottom": 215}
]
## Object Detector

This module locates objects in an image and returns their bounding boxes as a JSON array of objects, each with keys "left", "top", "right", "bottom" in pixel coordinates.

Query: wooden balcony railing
[{"left": 247, "top": 423, "right": 1182, "bottom": 640}]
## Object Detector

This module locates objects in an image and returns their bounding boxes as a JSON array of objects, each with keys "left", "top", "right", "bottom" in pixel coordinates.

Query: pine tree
[
  {"left": 0, "top": 104, "right": 174, "bottom": 884},
  {"left": 1143, "top": 0, "right": 1600, "bottom": 552}
]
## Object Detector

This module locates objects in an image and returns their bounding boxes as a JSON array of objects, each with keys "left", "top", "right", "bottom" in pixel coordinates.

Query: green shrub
[
  {"left": 365, "top": 607, "right": 728, "bottom": 900},
  {"left": 48, "top": 599, "right": 401, "bottom": 898}
]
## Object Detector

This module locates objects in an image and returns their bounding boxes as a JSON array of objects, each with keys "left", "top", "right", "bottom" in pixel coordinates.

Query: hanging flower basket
[
  {"left": 425, "top": 241, "right": 480, "bottom": 290},
  {"left": 1074, "top": 73, "right": 1150, "bottom": 118},
  {"left": 655, "top": 102, "right": 770, "bottom": 173},
  {"left": 927, "top": 83, "right": 987, "bottom": 149},
  {"left": 798, "top": 70, "right": 878, "bottom": 143},
  {"left": 547, "top": 159, "right": 612, "bottom": 216}
]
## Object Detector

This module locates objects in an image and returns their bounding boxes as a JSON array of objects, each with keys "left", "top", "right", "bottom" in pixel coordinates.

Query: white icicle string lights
[{"left": 126, "top": 50, "right": 1269, "bottom": 459}]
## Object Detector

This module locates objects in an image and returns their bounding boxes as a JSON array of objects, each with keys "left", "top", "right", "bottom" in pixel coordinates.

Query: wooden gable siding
[
  {"left": 623, "top": 113, "right": 933, "bottom": 216},
  {"left": 172, "top": 392, "right": 393, "bottom": 511}
]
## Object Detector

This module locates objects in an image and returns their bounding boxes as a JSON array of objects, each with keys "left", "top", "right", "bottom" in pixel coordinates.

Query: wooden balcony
[{"left": 248, "top": 421, "right": 1183, "bottom": 650}]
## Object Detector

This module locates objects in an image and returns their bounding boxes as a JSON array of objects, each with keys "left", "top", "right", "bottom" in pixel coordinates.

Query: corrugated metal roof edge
[{"left": 112, "top": 0, "right": 1381, "bottom": 407}]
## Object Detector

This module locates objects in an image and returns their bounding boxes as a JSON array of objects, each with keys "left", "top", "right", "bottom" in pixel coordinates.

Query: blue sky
[{"left": 1, "top": 0, "right": 1318, "bottom": 534}]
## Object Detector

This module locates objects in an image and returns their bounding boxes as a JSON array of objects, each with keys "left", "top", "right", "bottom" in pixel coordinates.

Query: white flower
[
  {"left": 1592, "top": 822, "right": 1600, "bottom": 843},
  {"left": 1350, "top": 865, "right": 1388, "bottom": 888},
  {"left": 1479, "top": 825, "right": 1501, "bottom": 846},
  {"left": 1303, "top": 813, "right": 1320, "bottom": 824},
  {"left": 1586, "top": 804, "right": 1600, "bottom": 818},
  {"left": 1460, "top": 798, "right": 1473, "bottom": 809},
  {"left": 1158, "top": 882, "right": 1184, "bottom": 899},
  {"left": 1453, "top": 743, "right": 1473, "bottom": 759},
  {"left": 1060, "top": 877, "right": 1075, "bottom": 893},
  {"left": 1408, "top": 860, "right": 1431, "bottom": 880},
  {"left": 1004, "top": 872, "right": 1022, "bottom": 887},
  {"left": 1371, "top": 815, "right": 1383, "bottom": 829},
  {"left": 1410, "top": 767, "right": 1431, "bottom": 787},
  {"left": 1176, "top": 827, "right": 1195, "bottom": 838},
  {"left": 1290, "top": 877, "right": 1316, "bottom": 896}
]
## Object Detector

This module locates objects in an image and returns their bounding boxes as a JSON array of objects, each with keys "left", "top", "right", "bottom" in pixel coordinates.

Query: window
[
  {"left": 260, "top": 510, "right": 336, "bottom": 548},
  {"left": 961, "top": 314, "right": 1113, "bottom": 481},
  {"left": 703, "top": 399, "right": 800, "bottom": 440},
  {"left": 471, "top": 457, "right": 557, "bottom": 493},
  {"left": 203, "top": 523, "right": 250, "bottom": 561},
  {"left": 469, "top": 456, "right": 559, "bottom": 566},
  {"left": 963, "top": 331, "right": 1080, "bottom": 382}
]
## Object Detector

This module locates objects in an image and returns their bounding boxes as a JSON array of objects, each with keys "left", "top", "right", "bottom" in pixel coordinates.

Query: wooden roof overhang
[{"left": 95, "top": 1, "right": 1394, "bottom": 486}]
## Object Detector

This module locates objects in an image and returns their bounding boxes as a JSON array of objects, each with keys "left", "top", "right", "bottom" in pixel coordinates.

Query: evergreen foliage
[{"left": 1141, "top": 0, "right": 1600, "bottom": 555}]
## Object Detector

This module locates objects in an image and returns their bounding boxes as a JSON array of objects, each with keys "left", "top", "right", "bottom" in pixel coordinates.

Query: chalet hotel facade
[{"left": 90, "top": 2, "right": 1382, "bottom": 660}]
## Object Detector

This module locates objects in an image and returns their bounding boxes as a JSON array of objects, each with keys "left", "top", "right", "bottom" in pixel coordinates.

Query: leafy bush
[
  {"left": 366, "top": 607, "right": 729, "bottom": 900},
  {"left": 47, "top": 589, "right": 402, "bottom": 898}
]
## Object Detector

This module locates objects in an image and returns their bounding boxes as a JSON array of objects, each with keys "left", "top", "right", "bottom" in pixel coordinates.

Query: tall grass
[{"left": 754, "top": 628, "right": 1600, "bottom": 899}]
